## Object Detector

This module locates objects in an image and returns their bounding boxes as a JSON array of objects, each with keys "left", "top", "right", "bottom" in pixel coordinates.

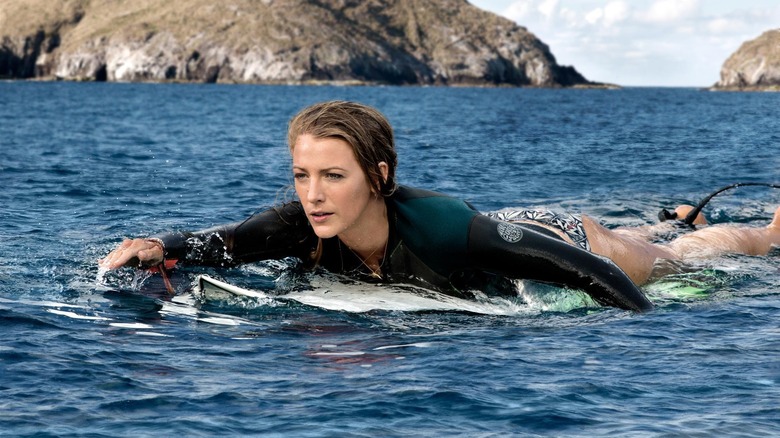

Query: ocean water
[{"left": 1, "top": 82, "right": 779, "bottom": 436}]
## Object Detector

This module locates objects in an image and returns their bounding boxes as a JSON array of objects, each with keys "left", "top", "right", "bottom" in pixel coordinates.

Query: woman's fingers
[
  {"left": 98, "top": 240, "right": 125, "bottom": 269},
  {"left": 99, "top": 239, "right": 163, "bottom": 269},
  {"left": 98, "top": 239, "right": 136, "bottom": 269}
]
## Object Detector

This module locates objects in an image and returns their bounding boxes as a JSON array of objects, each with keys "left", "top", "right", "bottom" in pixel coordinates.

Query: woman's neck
[{"left": 338, "top": 197, "right": 389, "bottom": 268}]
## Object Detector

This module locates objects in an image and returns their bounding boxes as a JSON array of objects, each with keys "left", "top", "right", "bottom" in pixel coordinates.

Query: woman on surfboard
[{"left": 100, "top": 101, "right": 780, "bottom": 312}]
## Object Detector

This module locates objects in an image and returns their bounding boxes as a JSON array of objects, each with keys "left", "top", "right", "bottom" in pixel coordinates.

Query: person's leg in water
[
  {"left": 610, "top": 205, "right": 708, "bottom": 242},
  {"left": 581, "top": 205, "right": 705, "bottom": 284},
  {"left": 674, "top": 205, "right": 709, "bottom": 226},
  {"left": 583, "top": 215, "right": 678, "bottom": 284},
  {"left": 668, "top": 206, "right": 780, "bottom": 258},
  {"left": 585, "top": 207, "right": 780, "bottom": 285}
]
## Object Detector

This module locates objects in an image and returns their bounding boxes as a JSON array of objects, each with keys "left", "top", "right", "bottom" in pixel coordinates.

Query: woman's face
[{"left": 292, "top": 134, "right": 385, "bottom": 240}]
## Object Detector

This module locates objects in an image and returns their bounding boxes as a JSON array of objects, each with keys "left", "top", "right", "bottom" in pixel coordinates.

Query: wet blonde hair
[{"left": 287, "top": 100, "right": 398, "bottom": 196}]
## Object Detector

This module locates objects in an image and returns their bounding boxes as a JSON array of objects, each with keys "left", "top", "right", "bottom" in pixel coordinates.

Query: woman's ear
[
  {"left": 378, "top": 162, "right": 389, "bottom": 184},
  {"left": 371, "top": 162, "right": 390, "bottom": 196}
]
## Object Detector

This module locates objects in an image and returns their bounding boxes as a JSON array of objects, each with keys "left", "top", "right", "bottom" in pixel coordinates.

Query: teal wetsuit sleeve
[
  {"left": 467, "top": 214, "right": 654, "bottom": 312},
  {"left": 153, "top": 202, "right": 314, "bottom": 267}
]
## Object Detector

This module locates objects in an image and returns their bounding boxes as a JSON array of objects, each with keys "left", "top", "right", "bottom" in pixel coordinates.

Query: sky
[{"left": 469, "top": 0, "right": 780, "bottom": 86}]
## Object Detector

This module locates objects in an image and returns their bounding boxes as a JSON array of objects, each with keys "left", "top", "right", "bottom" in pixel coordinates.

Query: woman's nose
[{"left": 306, "top": 178, "right": 325, "bottom": 203}]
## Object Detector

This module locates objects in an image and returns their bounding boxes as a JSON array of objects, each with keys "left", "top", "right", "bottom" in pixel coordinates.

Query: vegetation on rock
[{"left": 0, "top": 0, "right": 595, "bottom": 87}]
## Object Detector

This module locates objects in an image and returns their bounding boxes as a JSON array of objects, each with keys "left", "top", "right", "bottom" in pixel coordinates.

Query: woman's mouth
[{"left": 309, "top": 211, "right": 333, "bottom": 223}]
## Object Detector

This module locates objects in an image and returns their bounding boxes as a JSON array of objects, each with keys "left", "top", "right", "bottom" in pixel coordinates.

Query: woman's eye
[
  {"left": 293, "top": 173, "right": 308, "bottom": 181},
  {"left": 326, "top": 173, "right": 344, "bottom": 180}
]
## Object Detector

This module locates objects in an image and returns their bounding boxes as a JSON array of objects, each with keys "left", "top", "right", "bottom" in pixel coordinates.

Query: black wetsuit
[{"left": 156, "top": 186, "right": 653, "bottom": 311}]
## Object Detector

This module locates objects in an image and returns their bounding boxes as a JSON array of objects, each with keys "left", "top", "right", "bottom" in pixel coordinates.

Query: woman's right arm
[{"left": 100, "top": 202, "right": 314, "bottom": 270}]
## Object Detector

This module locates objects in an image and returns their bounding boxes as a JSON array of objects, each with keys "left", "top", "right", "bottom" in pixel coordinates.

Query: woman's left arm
[{"left": 467, "top": 215, "right": 654, "bottom": 312}]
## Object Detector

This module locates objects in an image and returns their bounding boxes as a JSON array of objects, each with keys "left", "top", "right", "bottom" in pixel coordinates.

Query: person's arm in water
[{"left": 100, "top": 203, "right": 313, "bottom": 270}]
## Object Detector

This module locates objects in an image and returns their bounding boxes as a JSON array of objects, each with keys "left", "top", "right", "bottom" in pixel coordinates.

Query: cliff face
[
  {"left": 714, "top": 29, "right": 780, "bottom": 91},
  {"left": 0, "top": 0, "right": 591, "bottom": 87}
]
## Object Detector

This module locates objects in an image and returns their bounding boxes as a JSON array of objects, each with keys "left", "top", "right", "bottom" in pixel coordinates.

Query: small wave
[
  {"left": 57, "top": 188, "right": 96, "bottom": 199},
  {"left": 49, "top": 166, "right": 80, "bottom": 176},
  {"left": 0, "top": 305, "right": 66, "bottom": 330}
]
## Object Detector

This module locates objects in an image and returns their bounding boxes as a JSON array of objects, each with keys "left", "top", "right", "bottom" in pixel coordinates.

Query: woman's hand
[{"left": 99, "top": 238, "right": 164, "bottom": 270}]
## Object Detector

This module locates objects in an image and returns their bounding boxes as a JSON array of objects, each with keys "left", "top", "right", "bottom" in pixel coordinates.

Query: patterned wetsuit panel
[{"left": 486, "top": 209, "right": 591, "bottom": 251}]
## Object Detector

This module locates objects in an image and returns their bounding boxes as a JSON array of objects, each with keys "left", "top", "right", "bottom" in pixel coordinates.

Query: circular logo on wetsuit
[{"left": 497, "top": 222, "right": 524, "bottom": 243}]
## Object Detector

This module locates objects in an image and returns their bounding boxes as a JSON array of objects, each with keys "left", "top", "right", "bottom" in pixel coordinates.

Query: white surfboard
[
  {"left": 195, "top": 274, "right": 527, "bottom": 315},
  {"left": 197, "top": 275, "right": 270, "bottom": 299}
]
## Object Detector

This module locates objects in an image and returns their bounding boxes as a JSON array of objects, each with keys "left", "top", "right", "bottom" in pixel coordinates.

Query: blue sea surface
[{"left": 1, "top": 82, "right": 779, "bottom": 436}]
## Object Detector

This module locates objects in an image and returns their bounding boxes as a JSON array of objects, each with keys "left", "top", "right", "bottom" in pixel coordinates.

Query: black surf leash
[{"left": 658, "top": 182, "right": 780, "bottom": 228}]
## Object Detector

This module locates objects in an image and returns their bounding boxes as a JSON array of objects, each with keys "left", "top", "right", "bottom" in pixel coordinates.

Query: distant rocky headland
[
  {"left": 0, "top": 0, "right": 600, "bottom": 88},
  {"left": 713, "top": 29, "right": 780, "bottom": 91}
]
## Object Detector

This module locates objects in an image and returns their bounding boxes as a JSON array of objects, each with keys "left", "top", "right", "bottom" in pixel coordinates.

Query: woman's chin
[{"left": 311, "top": 224, "right": 338, "bottom": 239}]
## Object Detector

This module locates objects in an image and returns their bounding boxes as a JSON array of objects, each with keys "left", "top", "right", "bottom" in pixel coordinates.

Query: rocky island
[
  {"left": 0, "top": 0, "right": 598, "bottom": 87},
  {"left": 713, "top": 29, "right": 780, "bottom": 91}
]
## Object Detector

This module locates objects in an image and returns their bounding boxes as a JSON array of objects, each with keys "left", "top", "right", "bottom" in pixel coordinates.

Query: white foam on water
[
  {"left": 161, "top": 294, "right": 257, "bottom": 326},
  {"left": 312, "top": 351, "right": 366, "bottom": 357},
  {"left": 95, "top": 266, "right": 109, "bottom": 286},
  {"left": 47, "top": 309, "right": 110, "bottom": 321},
  {"left": 372, "top": 342, "right": 435, "bottom": 351},
  {"left": 109, "top": 322, "right": 154, "bottom": 329},
  {"left": 1, "top": 297, "right": 91, "bottom": 310},
  {"left": 198, "top": 316, "right": 242, "bottom": 326},
  {"left": 134, "top": 331, "right": 174, "bottom": 337},
  {"left": 160, "top": 299, "right": 199, "bottom": 317},
  {"left": 37, "top": 300, "right": 89, "bottom": 309}
]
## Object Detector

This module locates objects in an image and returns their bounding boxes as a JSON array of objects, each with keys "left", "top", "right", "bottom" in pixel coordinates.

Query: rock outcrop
[
  {"left": 0, "top": 0, "right": 594, "bottom": 87},
  {"left": 713, "top": 29, "right": 780, "bottom": 91}
]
